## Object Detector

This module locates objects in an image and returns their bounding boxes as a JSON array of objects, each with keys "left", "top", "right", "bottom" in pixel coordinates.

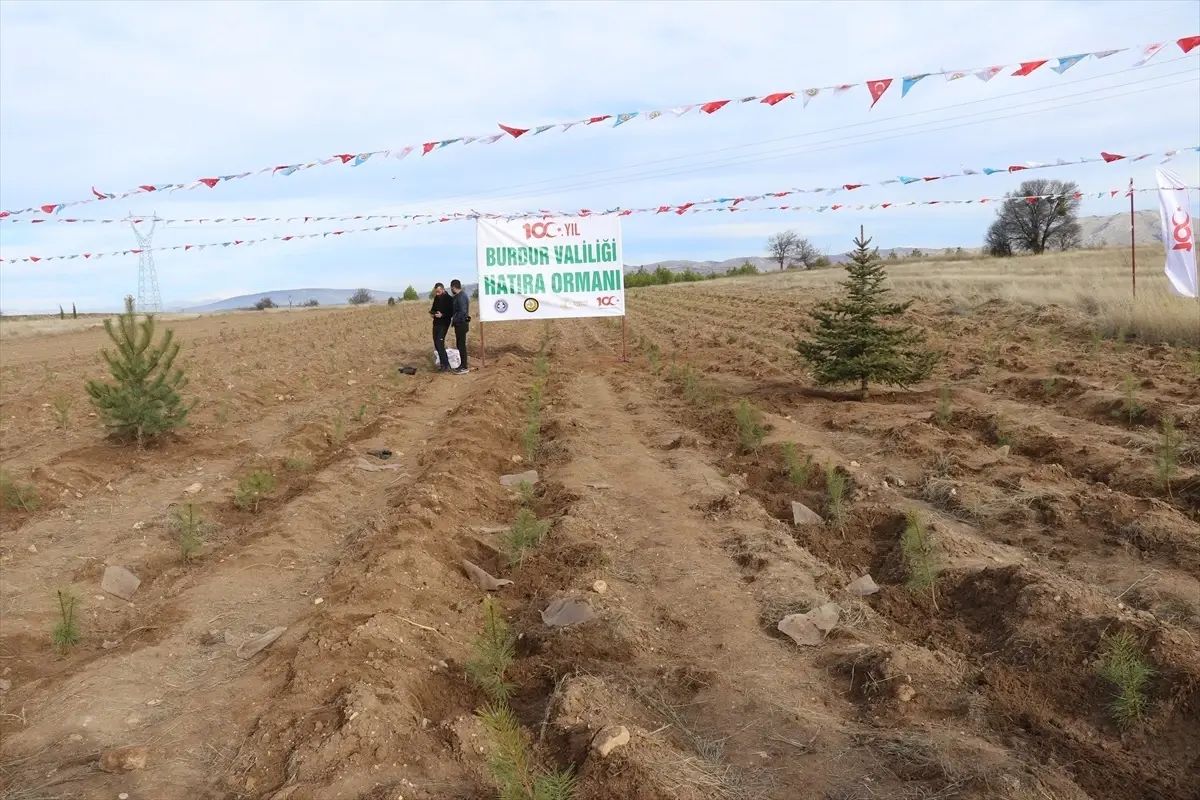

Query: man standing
[
  {"left": 429, "top": 282, "right": 453, "bottom": 372},
  {"left": 449, "top": 279, "right": 470, "bottom": 375}
]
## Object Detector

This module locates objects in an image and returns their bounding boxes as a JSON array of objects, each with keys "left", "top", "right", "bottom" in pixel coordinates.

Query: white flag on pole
[{"left": 1155, "top": 168, "right": 1198, "bottom": 298}]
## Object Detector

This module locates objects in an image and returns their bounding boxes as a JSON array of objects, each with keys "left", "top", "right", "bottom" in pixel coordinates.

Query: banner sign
[
  {"left": 476, "top": 216, "right": 624, "bottom": 321},
  {"left": 1156, "top": 168, "right": 1198, "bottom": 298}
]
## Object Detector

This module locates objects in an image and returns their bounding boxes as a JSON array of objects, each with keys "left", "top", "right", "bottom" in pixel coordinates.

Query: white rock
[
  {"left": 27, "top": 544, "right": 37, "bottom": 554},
  {"left": 591, "top": 725, "right": 630, "bottom": 758},
  {"left": 183, "top": 483, "right": 202, "bottom": 495},
  {"left": 850, "top": 461, "right": 860, "bottom": 468},
  {"left": 845, "top": 575, "right": 880, "bottom": 596},
  {"left": 591, "top": 580, "right": 608, "bottom": 595},
  {"left": 499, "top": 470, "right": 539, "bottom": 487},
  {"left": 777, "top": 602, "right": 841, "bottom": 647},
  {"left": 236, "top": 626, "right": 287, "bottom": 660},
  {"left": 101, "top": 566, "right": 141, "bottom": 601},
  {"left": 791, "top": 502, "right": 823, "bottom": 526}
]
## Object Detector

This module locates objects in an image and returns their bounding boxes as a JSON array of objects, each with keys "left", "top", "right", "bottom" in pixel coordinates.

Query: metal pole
[{"left": 1129, "top": 177, "right": 1137, "bottom": 299}]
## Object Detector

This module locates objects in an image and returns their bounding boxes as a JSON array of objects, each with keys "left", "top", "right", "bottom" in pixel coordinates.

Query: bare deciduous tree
[
  {"left": 985, "top": 179, "right": 1081, "bottom": 256},
  {"left": 766, "top": 230, "right": 800, "bottom": 270},
  {"left": 348, "top": 288, "right": 374, "bottom": 305},
  {"left": 766, "top": 230, "right": 824, "bottom": 270}
]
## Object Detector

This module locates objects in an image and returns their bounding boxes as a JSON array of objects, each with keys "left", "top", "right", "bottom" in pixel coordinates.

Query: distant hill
[
  {"left": 180, "top": 288, "right": 409, "bottom": 312},
  {"left": 1077, "top": 209, "right": 1161, "bottom": 248}
]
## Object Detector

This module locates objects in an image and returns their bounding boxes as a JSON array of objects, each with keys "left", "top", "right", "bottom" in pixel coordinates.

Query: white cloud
[{"left": 1, "top": 0, "right": 1198, "bottom": 311}]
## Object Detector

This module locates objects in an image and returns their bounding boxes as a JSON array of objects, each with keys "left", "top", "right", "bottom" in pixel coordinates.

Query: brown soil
[{"left": 1, "top": 291, "right": 1197, "bottom": 800}]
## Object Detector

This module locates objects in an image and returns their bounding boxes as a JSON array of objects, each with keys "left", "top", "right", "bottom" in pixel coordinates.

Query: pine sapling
[
  {"left": 477, "top": 703, "right": 577, "bottom": 800},
  {"left": 1120, "top": 374, "right": 1143, "bottom": 426},
  {"left": 53, "top": 394, "right": 72, "bottom": 430},
  {"left": 901, "top": 510, "right": 940, "bottom": 610},
  {"left": 173, "top": 502, "right": 208, "bottom": 561},
  {"left": 234, "top": 470, "right": 276, "bottom": 512},
  {"left": 516, "top": 480, "right": 536, "bottom": 509},
  {"left": 824, "top": 465, "right": 847, "bottom": 529},
  {"left": 1097, "top": 631, "right": 1153, "bottom": 727},
  {"left": 1155, "top": 415, "right": 1181, "bottom": 500},
  {"left": 797, "top": 226, "right": 940, "bottom": 399},
  {"left": 53, "top": 589, "right": 80, "bottom": 656},
  {"left": 780, "top": 442, "right": 814, "bottom": 485},
  {"left": 734, "top": 399, "right": 766, "bottom": 453},
  {"left": 502, "top": 508, "right": 551, "bottom": 567},
  {"left": 1, "top": 469, "right": 40, "bottom": 512},
  {"left": 84, "top": 296, "right": 193, "bottom": 446},
  {"left": 466, "top": 597, "right": 516, "bottom": 703},
  {"left": 935, "top": 386, "right": 952, "bottom": 427}
]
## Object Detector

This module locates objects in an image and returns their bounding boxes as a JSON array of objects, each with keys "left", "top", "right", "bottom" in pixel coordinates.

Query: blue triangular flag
[
  {"left": 901, "top": 74, "right": 929, "bottom": 97},
  {"left": 1051, "top": 54, "right": 1088, "bottom": 74}
]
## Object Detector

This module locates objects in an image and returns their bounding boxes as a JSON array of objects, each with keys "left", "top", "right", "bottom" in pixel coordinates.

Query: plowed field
[{"left": 2, "top": 269, "right": 1197, "bottom": 800}]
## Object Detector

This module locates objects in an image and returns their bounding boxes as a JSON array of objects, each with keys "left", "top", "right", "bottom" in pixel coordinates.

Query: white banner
[
  {"left": 1155, "top": 168, "right": 1198, "bottom": 298},
  {"left": 476, "top": 216, "right": 625, "bottom": 321}
]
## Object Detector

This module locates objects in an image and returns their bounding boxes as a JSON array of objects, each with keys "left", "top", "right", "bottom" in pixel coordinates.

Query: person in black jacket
[
  {"left": 449, "top": 279, "right": 470, "bottom": 374},
  {"left": 429, "top": 282, "right": 454, "bottom": 372}
]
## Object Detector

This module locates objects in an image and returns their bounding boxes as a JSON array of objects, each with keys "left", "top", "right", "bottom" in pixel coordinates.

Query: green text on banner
[{"left": 476, "top": 216, "right": 625, "bottom": 321}]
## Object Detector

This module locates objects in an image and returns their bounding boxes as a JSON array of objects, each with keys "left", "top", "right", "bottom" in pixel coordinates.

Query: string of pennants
[
  {"left": 4, "top": 146, "right": 1195, "bottom": 228},
  {"left": 1, "top": 187, "right": 1180, "bottom": 265},
  {"left": 1, "top": 35, "right": 1196, "bottom": 221}
]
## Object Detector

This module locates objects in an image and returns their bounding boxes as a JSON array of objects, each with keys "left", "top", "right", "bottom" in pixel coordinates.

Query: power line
[{"left": 363, "top": 57, "right": 1199, "bottom": 213}]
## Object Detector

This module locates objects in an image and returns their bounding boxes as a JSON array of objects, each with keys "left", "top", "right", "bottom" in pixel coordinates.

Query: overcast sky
[{"left": 1, "top": 0, "right": 1198, "bottom": 312}]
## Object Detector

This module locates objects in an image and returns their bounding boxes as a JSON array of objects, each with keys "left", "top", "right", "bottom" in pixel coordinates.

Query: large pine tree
[
  {"left": 797, "top": 227, "right": 938, "bottom": 399},
  {"left": 85, "top": 296, "right": 193, "bottom": 445}
]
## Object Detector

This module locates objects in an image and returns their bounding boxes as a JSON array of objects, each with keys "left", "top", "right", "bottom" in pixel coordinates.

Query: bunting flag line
[
  {"left": 1, "top": 35, "right": 1195, "bottom": 220},
  {"left": 4, "top": 146, "right": 1194, "bottom": 227},
  {"left": 2, "top": 187, "right": 1188, "bottom": 266}
]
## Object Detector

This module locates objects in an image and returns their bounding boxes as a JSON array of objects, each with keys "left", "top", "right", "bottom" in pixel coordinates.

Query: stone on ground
[
  {"left": 791, "top": 502, "right": 823, "bottom": 526},
  {"left": 591, "top": 725, "right": 630, "bottom": 757},
  {"left": 100, "top": 566, "right": 141, "bottom": 601},
  {"left": 99, "top": 746, "right": 148, "bottom": 773},
  {"left": 500, "top": 470, "right": 539, "bottom": 487}
]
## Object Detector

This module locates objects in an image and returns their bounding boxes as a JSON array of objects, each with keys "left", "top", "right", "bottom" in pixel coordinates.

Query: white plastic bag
[{"left": 433, "top": 348, "right": 461, "bottom": 369}]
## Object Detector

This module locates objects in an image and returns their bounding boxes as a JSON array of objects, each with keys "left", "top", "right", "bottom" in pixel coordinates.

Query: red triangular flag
[
  {"left": 843, "top": 184, "right": 862, "bottom": 191},
  {"left": 676, "top": 202, "right": 695, "bottom": 213},
  {"left": 198, "top": 177, "right": 219, "bottom": 188},
  {"left": 881, "top": 203, "right": 892, "bottom": 208},
  {"left": 1100, "top": 151, "right": 1125, "bottom": 163},
  {"left": 700, "top": 100, "right": 731, "bottom": 114},
  {"left": 761, "top": 92, "right": 793, "bottom": 106},
  {"left": 138, "top": 185, "right": 156, "bottom": 192},
  {"left": 421, "top": 142, "right": 437, "bottom": 155},
  {"left": 499, "top": 124, "right": 529, "bottom": 138},
  {"left": 30, "top": 256, "right": 40, "bottom": 262},
  {"left": 31, "top": 219, "right": 44, "bottom": 224},
  {"left": 185, "top": 245, "right": 193, "bottom": 250},
  {"left": 867, "top": 79, "right": 892, "bottom": 109},
  {"left": 1012, "top": 60, "right": 1048, "bottom": 76},
  {"left": 587, "top": 115, "right": 611, "bottom": 125},
  {"left": 91, "top": 186, "right": 106, "bottom": 199},
  {"left": 1177, "top": 36, "right": 1200, "bottom": 54},
  {"left": 40, "top": 204, "right": 57, "bottom": 213},
  {"left": 1025, "top": 196, "right": 1039, "bottom": 204},
  {"left": 923, "top": 176, "right": 940, "bottom": 182},
  {"left": 831, "top": 204, "right": 842, "bottom": 211},
  {"left": 335, "top": 154, "right": 355, "bottom": 163},
  {"left": 1008, "top": 165, "right": 1028, "bottom": 172}
]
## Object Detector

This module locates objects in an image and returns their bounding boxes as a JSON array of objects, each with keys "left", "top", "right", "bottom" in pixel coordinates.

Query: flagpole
[{"left": 1129, "top": 177, "right": 1137, "bottom": 299}]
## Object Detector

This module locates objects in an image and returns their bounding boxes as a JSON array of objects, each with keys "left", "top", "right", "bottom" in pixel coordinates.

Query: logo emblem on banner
[
  {"left": 523, "top": 298, "right": 540, "bottom": 313},
  {"left": 493, "top": 299, "right": 509, "bottom": 314}
]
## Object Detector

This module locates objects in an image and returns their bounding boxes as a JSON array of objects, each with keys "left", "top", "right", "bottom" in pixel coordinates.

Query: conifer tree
[
  {"left": 85, "top": 296, "right": 193, "bottom": 446},
  {"left": 797, "top": 227, "right": 938, "bottom": 399}
]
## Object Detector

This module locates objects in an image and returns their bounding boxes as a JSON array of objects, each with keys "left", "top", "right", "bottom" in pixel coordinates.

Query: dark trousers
[
  {"left": 453, "top": 323, "right": 469, "bottom": 369},
  {"left": 433, "top": 322, "right": 450, "bottom": 369}
]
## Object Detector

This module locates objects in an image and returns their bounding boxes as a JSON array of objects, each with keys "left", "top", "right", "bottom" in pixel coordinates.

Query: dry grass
[{"left": 766, "top": 245, "right": 1200, "bottom": 346}]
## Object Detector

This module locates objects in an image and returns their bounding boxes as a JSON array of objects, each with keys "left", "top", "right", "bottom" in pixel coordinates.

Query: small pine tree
[
  {"left": 402, "top": 286, "right": 420, "bottom": 301},
  {"left": 85, "top": 297, "right": 193, "bottom": 446},
  {"left": 797, "top": 227, "right": 939, "bottom": 399},
  {"left": 387, "top": 296, "right": 397, "bottom": 306}
]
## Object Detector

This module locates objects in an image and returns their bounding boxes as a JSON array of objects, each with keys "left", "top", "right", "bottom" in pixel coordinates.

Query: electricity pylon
[{"left": 128, "top": 212, "right": 162, "bottom": 313}]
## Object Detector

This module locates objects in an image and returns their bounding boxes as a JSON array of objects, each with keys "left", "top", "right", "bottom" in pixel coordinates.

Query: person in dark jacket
[
  {"left": 449, "top": 279, "right": 470, "bottom": 374},
  {"left": 429, "top": 282, "right": 453, "bottom": 372}
]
